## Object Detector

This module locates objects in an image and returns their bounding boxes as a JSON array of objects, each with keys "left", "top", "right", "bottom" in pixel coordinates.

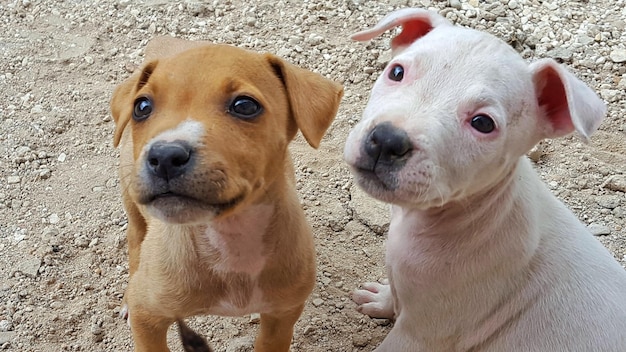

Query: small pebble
[
  {"left": 588, "top": 224, "right": 611, "bottom": 236},
  {"left": 609, "top": 49, "right": 626, "bottom": 63},
  {"left": 352, "top": 333, "right": 371, "bottom": 347},
  {"left": 596, "top": 195, "right": 621, "bottom": 210},
  {"left": 249, "top": 313, "right": 260, "bottom": 324},
  {"left": 6, "top": 176, "right": 20, "bottom": 184},
  {"left": 49, "top": 214, "right": 60, "bottom": 224},
  {"left": 603, "top": 175, "right": 626, "bottom": 193}
]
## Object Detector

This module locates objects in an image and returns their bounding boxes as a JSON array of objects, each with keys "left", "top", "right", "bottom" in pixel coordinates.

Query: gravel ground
[{"left": 0, "top": 0, "right": 624, "bottom": 351}]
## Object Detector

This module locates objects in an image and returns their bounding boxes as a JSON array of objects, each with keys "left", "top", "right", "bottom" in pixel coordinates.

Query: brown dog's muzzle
[
  {"left": 133, "top": 140, "right": 244, "bottom": 222},
  {"left": 146, "top": 140, "right": 194, "bottom": 181}
]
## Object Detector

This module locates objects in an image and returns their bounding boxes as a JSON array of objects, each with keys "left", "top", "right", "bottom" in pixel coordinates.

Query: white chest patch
[
  {"left": 210, "top": 286, "right": 267, "bottom": 317},
  {"left": 206, "top": 204, "right": 274, "bottom": 277}
]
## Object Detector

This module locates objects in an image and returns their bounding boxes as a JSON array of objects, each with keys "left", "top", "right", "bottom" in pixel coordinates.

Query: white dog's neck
[
  {"left": 386, "top": 158, "right": 546, "bottom": 345},
  {"left": 388, "top": 158, "right": 541, "bottom": 287}
]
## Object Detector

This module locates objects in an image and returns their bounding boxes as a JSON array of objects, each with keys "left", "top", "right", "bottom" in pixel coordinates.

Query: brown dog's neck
[{"left": 206, "top": 203, "right": 275, "bottom": 276}]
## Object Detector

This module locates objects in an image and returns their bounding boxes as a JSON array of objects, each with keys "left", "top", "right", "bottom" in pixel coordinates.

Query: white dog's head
[{"left": 344, "top": 8, "right": 606, "bottom": 209}]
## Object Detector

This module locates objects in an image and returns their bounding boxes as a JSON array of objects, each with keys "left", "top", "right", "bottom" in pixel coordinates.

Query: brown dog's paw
[{"left": 178, "top": 319, "right": 212, "bottom": 352}]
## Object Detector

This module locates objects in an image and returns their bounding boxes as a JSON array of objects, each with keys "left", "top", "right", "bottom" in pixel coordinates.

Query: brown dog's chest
[
  {"left": 202, "top": 204, "right": 274, "bottom": 277},
  {"left": 143, "top": 204, "right": 277, "bottom": 316}
]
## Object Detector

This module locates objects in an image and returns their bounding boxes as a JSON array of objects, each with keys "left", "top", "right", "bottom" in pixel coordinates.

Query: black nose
[
  {"left": 364, "top": 122, "right": 412, "bottom": 168},
  {"left": 146, "top": 141, "right": 193, "bottom": 181}
]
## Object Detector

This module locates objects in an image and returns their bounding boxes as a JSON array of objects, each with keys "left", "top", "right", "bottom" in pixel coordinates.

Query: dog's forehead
[
  {"left": 402, "top": 26, "right": 525, "bottom": 74},
  {"left": 153, "top": 45, "right": 275, "bottom": 85},
  {"left": 390, "top": 26, "right": 530, "bottom": 100},
  {"left": 139, "top": 46, "right": 283, "bottom": 111}
]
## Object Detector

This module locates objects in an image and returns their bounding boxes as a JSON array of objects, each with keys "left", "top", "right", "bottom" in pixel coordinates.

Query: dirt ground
[{"left": 0, "top": 0, "right": 625, "bottom": 351}]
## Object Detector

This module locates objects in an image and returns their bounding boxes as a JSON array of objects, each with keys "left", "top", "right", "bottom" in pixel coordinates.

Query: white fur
[
  {"left": 345, "top": 8, "right": 626, "bottom": 351},
  {"left": 140, "top": 119, "right": 205, "bottom": 158},
  {"left": 206, "top": 203, "right": 273, "bottom": 277}
]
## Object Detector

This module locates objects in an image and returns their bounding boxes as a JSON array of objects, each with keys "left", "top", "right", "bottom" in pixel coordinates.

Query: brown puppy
[{"left": 110, "top": 36, "right": 343, "bottom": 352}]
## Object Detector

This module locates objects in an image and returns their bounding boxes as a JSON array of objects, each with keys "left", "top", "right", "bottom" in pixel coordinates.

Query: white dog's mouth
[
  {"left": 351, "top": 166, "right": 399, "bottom": 191},
  {"left": 351, "top": 166, "right": 412, "bottom": 206},
  {"left": 344, "top": 122, "right": 451, "bottom": 207}
]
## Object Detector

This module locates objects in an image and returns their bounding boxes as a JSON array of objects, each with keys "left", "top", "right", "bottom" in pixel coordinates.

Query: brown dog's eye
[
  {"left": 470, "top": 114, "right": 495, "bottom": 133},
  {"left": 388, "top": 64, "right": 404, "bottom": 82},
  {"left": 228, "top": 96, "right": 262, "bottom": 120},
  {"left": 133, "top": 97, "right": 153, "bottom": 121}
]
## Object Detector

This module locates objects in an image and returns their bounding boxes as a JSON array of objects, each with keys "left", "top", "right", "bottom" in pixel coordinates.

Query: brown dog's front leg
[
  {"left": 129, "top": 308, "right": 172, "bottom": 352},
  {"left": 254, "top": 304, "right": 305, "bottom": 352},
  {"left": 123, "top": 196, "right": 147, "bottom": 277},
  {"left": 120, "top": 196, "right": 147, "bottom": 319}
]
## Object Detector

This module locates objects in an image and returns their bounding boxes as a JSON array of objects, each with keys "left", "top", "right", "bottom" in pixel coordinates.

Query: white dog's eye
[
  {"left": 228, "top": 96, "right": 263, "bottom": 121},
  {"left": 388, "top": 64, "right": 404, "bottom": 82},
  {"left": 133, "top": 96, "right": 153, "bottom": 122},
  {"left": 470, "top": 115, "right": 495, "bottom": 133}
]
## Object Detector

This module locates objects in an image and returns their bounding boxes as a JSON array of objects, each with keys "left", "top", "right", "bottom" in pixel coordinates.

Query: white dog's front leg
[{"left": 352, "top": 279, "right": 395, "bottom": 319}]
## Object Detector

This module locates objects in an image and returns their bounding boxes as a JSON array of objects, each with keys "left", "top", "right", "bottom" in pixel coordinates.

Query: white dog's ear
[
  {"left": 350, "top": 8, "right": 451, "bottom": 55},
  {"left": 529, "top": 58, "right": 606, "bottom": 142}
]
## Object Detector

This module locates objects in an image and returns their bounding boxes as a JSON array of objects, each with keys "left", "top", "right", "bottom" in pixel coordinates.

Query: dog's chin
[
  {"left": 145, "top": 193, "right": 243, "bottom": 224},
  {"left": 352, "top": 169, "right": 446, "bottom": 209},
  {"left": 352, "top": 169, "right": 407, "bottom": 204}
]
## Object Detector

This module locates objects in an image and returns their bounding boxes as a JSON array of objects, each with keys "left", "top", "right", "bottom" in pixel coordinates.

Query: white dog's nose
[{"left": 363, "top": 122, "right": 413, "bottom": 170}]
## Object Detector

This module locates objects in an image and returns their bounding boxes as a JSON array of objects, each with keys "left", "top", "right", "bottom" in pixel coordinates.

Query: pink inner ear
[
  {"left": 536, "top": 67, "right": 574, "bottom": 136},
  {"left": 391, "top": 20, "right": 434, "bottom": 50}
]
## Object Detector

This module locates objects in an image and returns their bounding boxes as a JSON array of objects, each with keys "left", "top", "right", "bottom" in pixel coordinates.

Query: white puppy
[{"left": 344, "top": 8, "right": 626, "bottom": 352}]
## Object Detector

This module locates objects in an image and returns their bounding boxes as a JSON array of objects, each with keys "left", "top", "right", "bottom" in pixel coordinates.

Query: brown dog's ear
[
  {"left": 265, "top": 55, "right": 344, "bottom": 148},
  {"left": 110, "top": 62, "right": 157, "bottom": 147}
]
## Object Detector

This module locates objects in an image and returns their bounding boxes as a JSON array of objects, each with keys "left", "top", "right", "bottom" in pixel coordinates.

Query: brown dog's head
[{"left": 111, "top": 40, "right": 343, "bottom": 223}]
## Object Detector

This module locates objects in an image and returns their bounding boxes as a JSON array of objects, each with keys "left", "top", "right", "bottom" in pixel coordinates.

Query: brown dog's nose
[
  {"left": 147, "top": 141, "right": 193, "bottom": 181},
  {"left": 363, "top": 122, "right": 412, "bottom": 169}
]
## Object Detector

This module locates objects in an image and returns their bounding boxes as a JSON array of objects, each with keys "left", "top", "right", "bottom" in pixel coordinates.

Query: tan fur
[{"left": 110, "top": 36, "right": 343, "bottom": 351}]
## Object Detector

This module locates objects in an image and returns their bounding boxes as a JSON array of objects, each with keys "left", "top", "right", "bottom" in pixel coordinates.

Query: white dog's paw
[
  {"left": 119, "top": 303, "right": 131, "bottom": 327},
  {"left": 352, "top": 280, "right": 395, "bottom": 319},
  {"left": 119, "top": 303, "right": 129, "bottom": 319}
]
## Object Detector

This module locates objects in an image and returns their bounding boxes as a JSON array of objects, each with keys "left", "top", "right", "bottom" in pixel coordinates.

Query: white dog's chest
[{"left": 386, "top": 208, "right": 431, "bottom": 276}]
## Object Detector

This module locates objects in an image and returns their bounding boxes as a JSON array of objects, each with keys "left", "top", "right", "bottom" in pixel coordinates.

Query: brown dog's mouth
[{"left": 147, "top": 191, "right": 245, "bottom": 217}]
